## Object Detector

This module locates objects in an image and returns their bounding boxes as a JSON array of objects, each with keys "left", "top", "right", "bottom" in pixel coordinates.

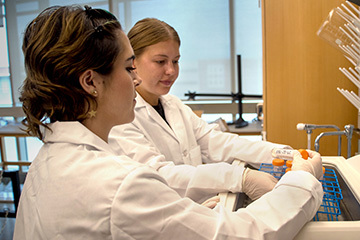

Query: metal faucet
[
  {"left": 345, "top": 124, "right": 354, "bottom": 158},
  {"left": 314, "top": 124, "right": 354, "bottom": 158},
  {"left": 297, "top": 123, "right": 342, "bottom": 153}
]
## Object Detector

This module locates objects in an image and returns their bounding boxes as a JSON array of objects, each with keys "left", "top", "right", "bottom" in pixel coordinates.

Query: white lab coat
[
  {"left": 109, "top": 94, "right": 288, "bottom": 202},
  {"left": 14, "top": 121, "right": 323, "bottom": 240}
]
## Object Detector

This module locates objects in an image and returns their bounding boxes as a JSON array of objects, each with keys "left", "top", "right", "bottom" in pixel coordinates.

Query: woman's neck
[
  {"left": 137, "top": 88, "right": 159, "bottom": 106},
  {"left": 82, "top": 117, "right": 110, "bottom": 143}
]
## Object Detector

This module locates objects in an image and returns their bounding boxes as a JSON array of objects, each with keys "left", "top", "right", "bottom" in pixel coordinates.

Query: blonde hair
[
  {"left": 20, "top": 5, "right": 122, "bottom": 140},
  {"left": 128, "top": 18, "right": 180, "bottom": 57}
]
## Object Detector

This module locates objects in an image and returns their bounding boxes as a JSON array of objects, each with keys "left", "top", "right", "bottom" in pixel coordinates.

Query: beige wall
[{"left": 262, "top": 0, "right": 359, "bottom": 157}]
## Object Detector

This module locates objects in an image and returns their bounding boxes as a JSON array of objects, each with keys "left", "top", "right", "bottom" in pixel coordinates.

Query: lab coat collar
[
  {"left": 134, "top": 94, "right": 172, "bottom": 109},
  {"left": 44, "top": 121, "right": 115, "bottom": 154},
  {"left": 135, "top": 94, "right": 178, "bottom": 141}
]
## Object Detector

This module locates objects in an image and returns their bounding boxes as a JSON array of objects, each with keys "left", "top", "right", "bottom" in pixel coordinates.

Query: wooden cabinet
[{"left": 262, "top": 0, "right": 359, "bottom": 157}]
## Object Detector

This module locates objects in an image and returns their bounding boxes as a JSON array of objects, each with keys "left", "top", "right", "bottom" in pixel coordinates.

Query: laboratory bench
[{"left": 227, "top": 121, "right": 263, "bottom": 136}]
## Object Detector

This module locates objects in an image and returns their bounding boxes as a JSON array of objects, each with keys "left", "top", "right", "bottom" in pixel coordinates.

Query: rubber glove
[
  {"left": 242, "top": 168, "right": 278, "bottom": 201},
  {"left": 201, "top": 195, "right": 220, "bottom": 209},
  {"left": 292, "top": 149, "right": 323, "bottom": 179}
]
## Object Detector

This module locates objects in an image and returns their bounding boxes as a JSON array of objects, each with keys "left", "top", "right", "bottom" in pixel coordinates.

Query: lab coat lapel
[
  {"left": 136, "top": 95, "right": 179, "bottom": 142},
  {"left": 161, "top": 96, "right": 186, "bottom": 144}
]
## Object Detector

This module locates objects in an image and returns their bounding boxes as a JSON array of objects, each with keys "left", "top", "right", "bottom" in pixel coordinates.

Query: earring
[
  {"left": 92, "top": 90, "right": 98, "bottom": 96},
  {"left": 88, "top": 110, "right": 97, "bottom": 118}
]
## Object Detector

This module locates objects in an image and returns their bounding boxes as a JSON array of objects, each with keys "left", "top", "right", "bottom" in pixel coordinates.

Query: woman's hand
[
  {"left": 242, "top": 168, "right": 278, "bottom": 200},
  {"left": 201, "top": 195, "right": 220, "bottom": 209},
  {"left": 292, "top": 150, "right": 323, "bottom": 179}
]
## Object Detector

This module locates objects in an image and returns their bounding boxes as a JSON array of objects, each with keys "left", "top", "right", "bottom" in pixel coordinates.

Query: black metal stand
[{"left": 185, "top": 55, "right": 262, "bottom": 128}]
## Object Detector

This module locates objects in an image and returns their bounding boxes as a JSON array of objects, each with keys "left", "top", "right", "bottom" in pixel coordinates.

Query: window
[
  {"left": 120, "top": 0, "right": 231, "bottom": 98},
  {"left": 0, "top": 0, "right": 11, "bottom": 106},
  {"left": 234, "top": 0, "right": 262, "bottom": 96},
  {"left": 113, "top": 0, "right": 263, "bottom": 99},
  {"left": 3, "top": 0, "right": 262, "bottom": 105}
]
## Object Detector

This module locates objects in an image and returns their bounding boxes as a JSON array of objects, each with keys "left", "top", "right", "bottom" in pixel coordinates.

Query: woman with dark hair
[
  {"left": 14, "top": 6, "right": 323, "bottom": 240},
  {"left": 14, "top": 5, "right": 142, "bottom": 239}
]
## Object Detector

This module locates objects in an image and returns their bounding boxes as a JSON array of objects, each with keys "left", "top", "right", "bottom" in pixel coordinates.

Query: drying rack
[{"left": 317, "top": 1, "right": 360, "bottom": 144}]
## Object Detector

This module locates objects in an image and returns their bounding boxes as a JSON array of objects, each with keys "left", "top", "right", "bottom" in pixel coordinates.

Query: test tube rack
[{"left": 259, "top": 163, "right": 343, "bottom": 221}]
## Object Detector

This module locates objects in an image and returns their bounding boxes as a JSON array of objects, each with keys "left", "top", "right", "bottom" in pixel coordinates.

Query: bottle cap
[
  {"left": 286, "top": 160, "right": 293, "bottom": 168},
  {"left": 285, "top": 168, "right": 291, "bottom": 173},
  {"left": 272, "top": 158, "right": 285, "bottom": 166},
  {"left": 298, "top": 149, "right": 309, "bottom": 160}
]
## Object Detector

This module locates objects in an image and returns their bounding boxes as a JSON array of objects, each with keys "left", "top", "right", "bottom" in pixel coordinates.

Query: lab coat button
[{"left": 183, "top": 150, "right": 188, "bottom": 156}]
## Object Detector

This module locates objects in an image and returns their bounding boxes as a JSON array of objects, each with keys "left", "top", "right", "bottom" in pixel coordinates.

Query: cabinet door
[{"left": 262, "top": 0, "right": 358, "bottom": 156}]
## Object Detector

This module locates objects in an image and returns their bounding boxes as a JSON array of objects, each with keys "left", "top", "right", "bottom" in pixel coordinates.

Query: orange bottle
[
  {"left": 286, "top": 160, "right": 293, "bottom": 168},
  {"left": 272, "top": 158, "right": 285, "bottom": 177},
  {"left": 271, "top": 148, "right": 309, "bottom": 160}
]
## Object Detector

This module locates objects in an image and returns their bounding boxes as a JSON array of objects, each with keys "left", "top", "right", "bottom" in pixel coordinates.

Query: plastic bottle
[
  {"left": 286, "top": 160, "right": 293, "bottom": 168},
  {"left": 271, "top": 148, "right": 294, "bottom": 160},
  {"left": 320, "top": 166, "right": 326, "bottom": 181},
  {"left": 272, "top": 158, "right": 285, "bottom": 177},
  {"left": 272, "top": 148, "right": 325, "bottom": 180},
  {"left": 271, "top": 148, "right": 309, "bottom": 160}
]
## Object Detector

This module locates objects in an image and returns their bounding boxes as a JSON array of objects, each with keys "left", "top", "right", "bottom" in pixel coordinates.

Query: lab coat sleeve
[
  {"left": 109, "top": 124, "right": 170, "bottom": 170},
  {"left": 184, "top": 104, "right": 289, "bottom": 168},
  {"left": 159, "top": 162, "right": 245, "bottom": 203},
  {"left": 201, "top": 130, "right": 288, "bottom": 168},
  {"left": 109, "top": 123, "right": 246, "bottom": 203},
  {"left": 110, "top": 166, "right": 323, "bottom": 240}
]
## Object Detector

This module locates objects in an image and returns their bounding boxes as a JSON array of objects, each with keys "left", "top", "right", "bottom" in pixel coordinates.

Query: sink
[
  {"left": 330, "top": 166, "right": 360, "bottom": 221},
  {"left": 219, "top": 157, "right": 360, "bottom": 239},
  {"left": 234, "top": 165, "right": 360, "bottom": 221}
]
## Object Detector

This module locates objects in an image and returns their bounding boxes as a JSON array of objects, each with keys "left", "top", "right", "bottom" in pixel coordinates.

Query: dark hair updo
[{"left": 20, "top": 5, "right": 122, "bottom": 140}]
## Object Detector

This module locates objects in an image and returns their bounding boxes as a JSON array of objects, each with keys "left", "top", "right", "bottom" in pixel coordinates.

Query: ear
[{"left": 79, "top": 70, "right": 96, "bottom": 95}]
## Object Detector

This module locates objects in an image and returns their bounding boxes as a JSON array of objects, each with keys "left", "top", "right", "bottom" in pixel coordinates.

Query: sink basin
[
  {"left": 234, "top": 165, "right": 360, "bottom": 221},
  {"left": 329, "top": 165, "right": 360, "bottom": 221},
  {"left": 219, "top": 157, "right": 360, "bottom": 239}
]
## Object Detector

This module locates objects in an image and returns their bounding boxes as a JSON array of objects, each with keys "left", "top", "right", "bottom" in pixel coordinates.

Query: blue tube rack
[{"left": 259, "top": 163, "right": 343, "bottom": 221}]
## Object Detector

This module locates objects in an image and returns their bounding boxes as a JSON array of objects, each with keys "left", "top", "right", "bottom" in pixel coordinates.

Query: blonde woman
[{"left": 109, "top": 18, "right": 314, "bottom": 203}]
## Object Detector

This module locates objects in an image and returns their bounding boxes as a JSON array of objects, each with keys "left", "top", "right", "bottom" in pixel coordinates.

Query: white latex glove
[
  {"left": 292, "top": 149, "right": 323, "bottom": 179},
  {"left": 201, "top": 195, "right": 220, "bottom": 209},
  {"left": 242, "top": 168, "right": 278, "bottom": 201}
]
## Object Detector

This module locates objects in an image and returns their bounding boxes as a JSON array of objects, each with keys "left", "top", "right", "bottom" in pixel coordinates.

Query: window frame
[
  {"left": 3, "top": 0, "right": 263, "bottom": 115},
  {"left": 0, "top": 0, "right": 263, "bottom": 167}
]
